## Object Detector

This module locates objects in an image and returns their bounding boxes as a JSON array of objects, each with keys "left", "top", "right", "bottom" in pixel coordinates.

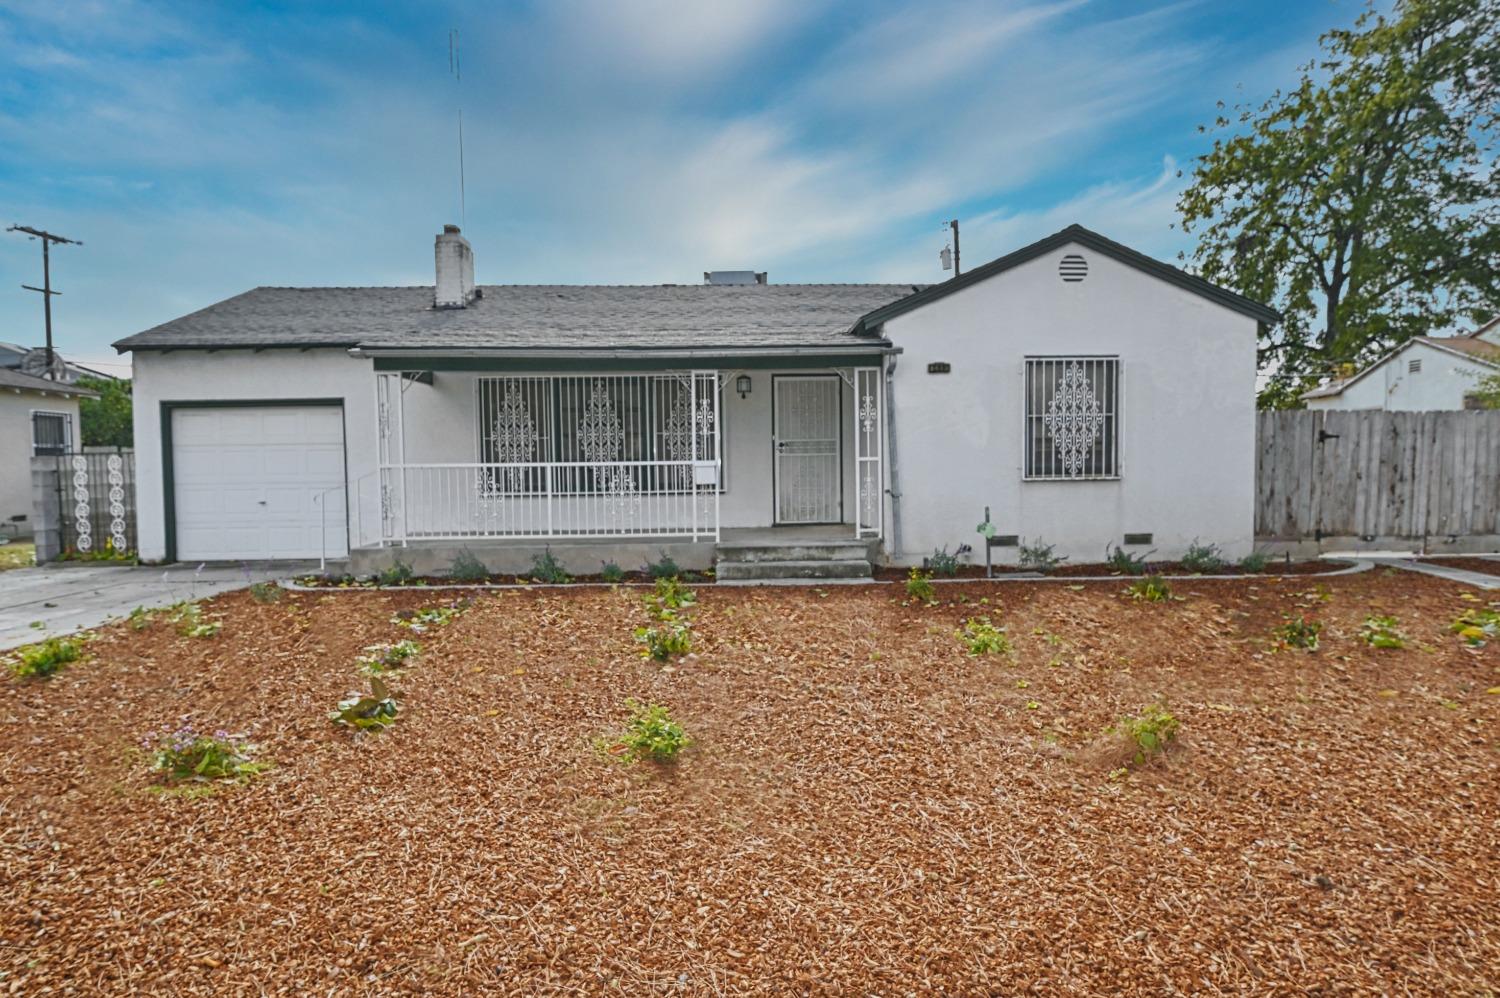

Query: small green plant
[
  {"left": 643, "top": 551, "right": 683, "bottom": 580},
  {"left": 610, "top": 700, "right": 689, "bottom": 762},
  {"left": 6, "top": 636, "right": 82, "bottom": 679},
  {"left": 1018, "top": 538, "right": 1065, "bottom": 571},
  {"left": 634, "top": 614, "right": 693, "bottom": 661},
  {"left": 1360, "top": 615, "right": 1406, "bottom": 649},
  {"left": 1273, "top": 615, "right": 1322, "bottom": 650},
  {"left": 1115, "top": 705, "right": 1179, "bottom": 765},
  {"left": 377, "top": 560, "right": 415, "bottom": 586},
  {"left": 1180, "top": 540, "right": 1225, "bottom": 573},
  {"left": 248, "top": 581, "right": 282, "bottom": 603},
  {"left": 357, "top": 640, "right": 421, "bottom": 675},
  {"left": 1126, "top": 576, "right": 1171, "bottom": 602},
  {"left": 1238, "top": 550, "right": 1270, "bottom": 573},
  {"left": 143, "top": 721, "right": 266, "bottom": 783},
  {"left": 530, "top": 548, "right": 572, "bottom": 584},
  {"left": 957, "top": 616, "right": 1010, "bottom": 656},
  {"left": 1451, "top": 607, "right": 1500, "bottom": 647},
  {"left": 449, "top": 549, "right": 490, "bottom": 582},
  {"left": 171, "top": 602, "right": 221, "bottom": 638},
  {"left": 1105, "top": 545, "right": 1152, "bottom": 575},
  {"left": 925, "top": 545, "right": 967, "bottom": 577},
  {"left": 600, "top": 561, "right": 625, "bottom": 584},
  {"left": 128, "top": 605, "right": 155, "bottom": 630},
  {"left": 393, "top": 603, "right": 464, "bottom": 632},
  {"left": 905, "top": 567, "right": 936, "bottom": 602},
  {"left": 649, "top": 576, "right": 697, "bottom": 613},
  {"left": 330, "top": 678, "right": 401, "bottom": 731}
]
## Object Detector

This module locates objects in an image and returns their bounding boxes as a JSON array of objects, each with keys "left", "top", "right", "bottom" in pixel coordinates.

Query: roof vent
[
  {"left": 1059, "top": 254, "right": 1088, "bottom": 283},
  {"left": 704, "top": 271, "right": 767, "bottom": 286}
]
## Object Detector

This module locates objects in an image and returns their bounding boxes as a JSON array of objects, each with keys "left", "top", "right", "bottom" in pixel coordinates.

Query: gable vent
[
  {"left": 1408, "top": 358, "right": 1422, "bottom": 374},
  {"left": 1059, "top": 254, "right": 1088, "bottom": 282}
]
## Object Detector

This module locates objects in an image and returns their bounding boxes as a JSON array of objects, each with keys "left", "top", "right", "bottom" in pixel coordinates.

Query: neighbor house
[
  {"left": 0, "top": 368, "right": 95, "bottom": 539},
  {"left": 113, "top": 224, "right": 1277, "bottom": 576},
  {"left": 1301, "top": 317, "right": 1500, "bottom": 411}
]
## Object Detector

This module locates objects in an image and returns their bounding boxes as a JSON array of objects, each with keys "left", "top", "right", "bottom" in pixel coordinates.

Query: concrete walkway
[
  {"left": 0, "top": 562, "right": 314, "bottom": 652},
  {"left": 1374, "top": 557, "right": 1500, "bottom": 590}
]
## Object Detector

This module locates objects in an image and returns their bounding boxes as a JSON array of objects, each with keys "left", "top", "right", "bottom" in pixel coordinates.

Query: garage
[{"left": 170, "top": 405, "right": 347, "bottom": 560}]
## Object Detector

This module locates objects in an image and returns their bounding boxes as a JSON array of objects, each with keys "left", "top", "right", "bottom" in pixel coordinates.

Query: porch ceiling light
[{"left": 735, "top": 374, "right": 752, "bottom": 399}]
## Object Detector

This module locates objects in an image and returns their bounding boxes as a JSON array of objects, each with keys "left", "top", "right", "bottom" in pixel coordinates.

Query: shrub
[
  {"left": 1274, "top": 615, "right": 1321, "bottom": 650},
  {"left": 1361, "top": 615, "right": 1405, "bottom": 649},
  {"left": 644, "top": 551, "right": 683, "bottom": 580},
  {"left": 649, "top": 576, "right": 697, "bottom": 613},
  {"left": 248, "top": 581, "right": 281, "bottom": 603},
  {"left": 357, "top": 640, "right": 421, "bottom": 675},
  {"left": 634, "top": 614, "right": 693, "bottom": 661},
  {"left": 1126, "top": 576, "right": 1171, "bottom": 602},
  {"left": 144, "top": 721, "right": 265, "bottom": 783},
  {"left": 393, "top": 603, "right": 464, "bottom": 632},
  {"left": 530, "top": 548, "right": 572, "bottom": 584},
  {"left": 1115, "top": 705, "right": 1179, "bottom": 765},
  {"left": 600, "top": 561, "right": 625, "bottom": 584},
  {"left": 906, "top": 568, "right": 936, "bottom": 603},
  {"left": 957, "top": 616, "right": 1010, "bottom": 656},
  {"left": 612, "top": 700, "right": 689, "bottom": 762},
  {"left": 330, "top": 678, "right": 401, "bottom": 731},
  {"left": 1238, "top": 550, "right": 1270, "bottom": 573},
  {"left": 1018, "top": 538, "right": 1065, "bottom": 571},
  {"left": 171, "top": 602, "right": 220, "bottom": 638},
  {"left": 6, "top": 637, "right": 82, "bottom": 679},
  {"left": 1105, "top": 545, "right": 1151, "bottom": 575},
  {"left": 449, "top": 549, "right": 490, "bottom": 582},
  {"left": 1451, "top": 607, "right": 1500, "bottom": 647},
  {"left": 1180, "top": 540, "right": 1226, "bottom": 573},
  {"left": 925, "top": 545, "right": 968, "bottom": 577},
  {"left": 377, "top": 560, "right": 415, "bottom": 587}
]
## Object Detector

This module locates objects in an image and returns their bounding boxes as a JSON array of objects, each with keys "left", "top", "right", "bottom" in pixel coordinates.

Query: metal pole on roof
[
  {"left": 8, "top": 224, "right": 82, "bottom": 380},
  {"left": 950, "top": 219, "right": 960, "bottom": 276}
]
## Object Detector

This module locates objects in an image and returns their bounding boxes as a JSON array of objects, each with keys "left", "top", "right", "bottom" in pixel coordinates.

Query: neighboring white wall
[
  {"left": 1305, "top": 340, "right": 1496, "bottom": 411},
  {"left": 130, "top": 349, "right": 376, "bottom": 561},
  {"left": 881, "top": 243, "right": 1259, "bottom": 565},
  {"left": 0, "top": 390, "right": 81, "bottom": 536}
]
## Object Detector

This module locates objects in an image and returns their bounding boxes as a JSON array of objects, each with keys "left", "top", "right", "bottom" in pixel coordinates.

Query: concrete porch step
[
  {"left": 714, "top": 558, "right": 872, "bottom": 582},
  {"left": 714, "top": 540, "right": 877, "bottom": 563}
]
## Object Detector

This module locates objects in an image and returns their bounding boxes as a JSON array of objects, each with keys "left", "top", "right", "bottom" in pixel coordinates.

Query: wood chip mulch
[{"left": 2, "top": 572, "right": 1497, "bottom": 995}]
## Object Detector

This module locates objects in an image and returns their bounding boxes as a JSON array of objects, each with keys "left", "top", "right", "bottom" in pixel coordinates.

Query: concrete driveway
[{"left": 0, "top": 562, "right": 315, "bottom": 652}]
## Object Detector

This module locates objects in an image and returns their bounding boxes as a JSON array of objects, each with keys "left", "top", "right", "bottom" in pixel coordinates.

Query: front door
[{"left": 773, "top": 375, "right": 842, "bottom": 523}]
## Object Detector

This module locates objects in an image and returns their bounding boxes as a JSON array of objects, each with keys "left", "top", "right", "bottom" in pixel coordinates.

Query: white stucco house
[
  {"left": 0, "top": 368, "right": 93, "bottom": 539},
  {"left": 1301, "top": 317, "right": 1500, "bottom": 411},
  {"left": 113, "top": 224, "right": 1277, "bottom": 576}
]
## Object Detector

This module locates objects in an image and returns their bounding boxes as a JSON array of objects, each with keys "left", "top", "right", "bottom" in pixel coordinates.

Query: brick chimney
[{"left": 434, "top": 224, "right": 477, "bottom": 308}]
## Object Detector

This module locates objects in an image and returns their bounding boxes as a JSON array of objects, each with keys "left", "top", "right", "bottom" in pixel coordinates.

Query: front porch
[{"left": 350, "top": 360, "right": 888, "bottom": 564}]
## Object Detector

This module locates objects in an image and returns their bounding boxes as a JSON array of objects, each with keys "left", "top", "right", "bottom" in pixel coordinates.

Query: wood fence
[{"left": 1256, "top": 410, "right": 1500, "bottom": 542}]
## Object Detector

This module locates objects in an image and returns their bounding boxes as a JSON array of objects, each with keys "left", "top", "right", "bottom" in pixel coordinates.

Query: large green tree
[
  {"left": 77, "top": 376, "right": 132, "bottom": 448},
  {"left": 1178, "top": 0, "right": 1499, "bottom": 407}
]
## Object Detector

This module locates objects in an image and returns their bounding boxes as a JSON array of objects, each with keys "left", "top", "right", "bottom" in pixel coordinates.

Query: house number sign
[{"left": 927, "top": 362, "right": 951, "bottom": 374}]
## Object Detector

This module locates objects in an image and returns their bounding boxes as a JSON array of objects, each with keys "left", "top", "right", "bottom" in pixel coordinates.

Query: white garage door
[{"left": 172, "top": 406, "right": 347, "bottom": 560}]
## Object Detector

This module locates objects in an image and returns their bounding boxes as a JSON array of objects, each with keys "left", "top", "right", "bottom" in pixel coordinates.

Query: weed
[
  {"left": 449, "top": 549, "right": 490, "bottom": 582},
  {"left": 1361, "top": 615, "right": 1405, "bottom": 649},
  {"left": 643, "top": 551, "right": 683, "bottom": 580},
  {"left": 128, "top": 605, "right": 155, "bottom": 630},
  {"left": 957, "top": 616, "right": 1010, "bottom": 656},
  {"left": 1114, "top": 705, "right": 1179, "bottom": 765},
  {"left": 357, "top": 640, "right": 421, "bottom": 675},
  {"left": 530, "top": 548, "right": 573, "bottom": 584},
  {"left": 6, "top": 636, "right": 82, "bottom": 679},
  {"left": 600, "top": 561, "right": 625, "bottom": 584},
  {"left": 143, "top": 721, "right": 266, "bottom": 783},
  {"left": 1238, "top": 550, "right": 1270, "bottom": 573},
  {"left": 1273, "top": 615, "right": 1322, "bottom": 650},
  {"left": 393, "top": 603, "right": 464, "bottom": 632},
  {"left": 171, "top": 602, "right": 221, "bottom": 638},
  {"left": 634, "top": 614, "right": 693, "bottom": 661},
  {"left": 1451, "top": 607, "right": 1500, "bottom": 647},
  {"left": 1180, "top": 540, "right": 1226, "bottom": 573},
  {"left": 1126, "top": 576, "right": 1172, "bottom": 602},
  {"left": 906, "top": 568, "right": 936, "bottom": 603},
  {"left": 330, "top": 678, "right": 401, "bottom": 731},
  {"left": 610, "top": 700, "right": 689, "bottom": 762},
  {"left": 648, "top": 576, "right": 697, "bottom": 614},
  {"left": 248, "top": 581, "right": 282, "bottom": 603},
  {"left": 377, "top": 560, "right": 415, "bottom": 587},
  {"left": 1018, "top": 538, "right": 1065, "bottom": 571},
  {"left": 1105, "top": 545, "right": 1152, "bottom": 575},
  {"left": 925, "top": 545, "right": 969, "bottom": 577}
]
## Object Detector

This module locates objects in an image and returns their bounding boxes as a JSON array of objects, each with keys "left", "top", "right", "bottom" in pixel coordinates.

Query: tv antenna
[
  {"left": 449, "top": 28, "right": 466, "bottom": 227},
  {"left": 7, "top": 225, "right": 82, "bottom": 380}
]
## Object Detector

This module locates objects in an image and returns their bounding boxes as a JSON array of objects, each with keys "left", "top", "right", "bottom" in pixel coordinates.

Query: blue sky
[{"left": 0, "top": 0, "right": 1365, "bottom": 374}]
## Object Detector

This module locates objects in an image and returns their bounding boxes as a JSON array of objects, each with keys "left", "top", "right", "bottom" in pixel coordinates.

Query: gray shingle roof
[
  {"left": 0, "top": 367, "right": 98, "bottom": 397},
  {"left": 113, "top": 284, "right": 921, "bottom": 354}
]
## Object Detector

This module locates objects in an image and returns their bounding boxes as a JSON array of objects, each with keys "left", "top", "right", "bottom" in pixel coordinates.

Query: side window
[
  {"left": 32, "top": 411, "right": 71, "bottom": 456},
  {"left": 1024, "top": 357, "right": 1120, "bottom": 479}
]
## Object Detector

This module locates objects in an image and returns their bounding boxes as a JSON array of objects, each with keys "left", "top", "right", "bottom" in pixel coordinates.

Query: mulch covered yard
[{"left": 2, "top": 569, "right": 1497, "bottom": 994}]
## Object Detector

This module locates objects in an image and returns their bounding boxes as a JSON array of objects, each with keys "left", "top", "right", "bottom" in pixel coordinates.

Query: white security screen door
[{"left": 773, "top": 375, "right": 841, "bottom": 524}]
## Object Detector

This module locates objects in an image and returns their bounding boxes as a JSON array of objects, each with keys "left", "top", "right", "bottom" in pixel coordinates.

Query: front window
[
  {"left": 31, "top": 411, "right": 71, "bottom": 456},
  {"left": 1024, "top": 357, "right": 1120, "bottom": 479}
]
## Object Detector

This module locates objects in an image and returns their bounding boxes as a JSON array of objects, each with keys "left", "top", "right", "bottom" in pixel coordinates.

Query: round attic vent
[{"left": 1059, "top": 254, "right": 1088, "bottom": 282}]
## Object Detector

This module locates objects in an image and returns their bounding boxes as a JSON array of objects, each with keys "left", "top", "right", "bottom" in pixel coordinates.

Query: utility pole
[
  {"left": 8, "top": 225, "right": 82, "bottom": 380},
  {"left": 949, "top": 218, "right": 960, "bottom": 276}
]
